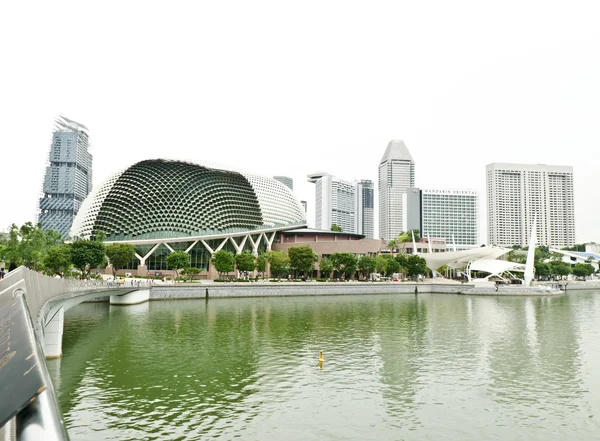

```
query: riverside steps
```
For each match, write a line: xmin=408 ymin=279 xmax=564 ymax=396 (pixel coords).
xmin=150 ymin=280 xmax=562 ymax=299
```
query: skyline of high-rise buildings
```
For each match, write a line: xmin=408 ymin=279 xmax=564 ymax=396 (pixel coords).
xmin=29 ymin=123 xmax=579 ymax=247
xmin=486 ymin=163 xmax=575 ymax=247
xmin=38 ymin=116 xmax=93 ymax=238
xmin=378 ymin=140 xmax=415 ymax=242
xmin=304 ymin=143 xmax=577 ymax=249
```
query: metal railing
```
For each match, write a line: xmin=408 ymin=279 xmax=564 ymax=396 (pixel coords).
xmin=0 ymin=267 xmax=142 ymax=440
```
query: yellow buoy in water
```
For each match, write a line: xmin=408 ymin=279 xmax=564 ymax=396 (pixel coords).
xmin=318 ymin=351 xmax=324 ymax=363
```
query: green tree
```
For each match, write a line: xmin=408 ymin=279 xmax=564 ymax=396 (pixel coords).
xmin=20 ymin=222 xmax=47 ymax=269
xmin=267 ymin=250 xmax=290 ymax=279
xmin=385 ymin=258 xmax=401 ymax=276
xmin=70 ymin=240 xmax=106 ymax=278
xmin=534 ymin=247 xmax=550 ymax=263
xmin=43 ymin=244 xmax=72 ymax=275
xmin=534 ymin=262 xmax=551 ymax=280
xmin=90 ymin=230 xmax=107 ymax=243
xmin=572 ymin=263 xmax=594 ymax=279
xmin=330 ymin=224 xmax=343 ymax=232
xmin=395 ymin=253 xmax=408 ymax=268
xmin=44 ymin=229 xmax=64 ymax=248
xmin=387 ymin=239 xmax=398 ymax=253
xmin=319 ymin=257 xmax=334 ymax=278
xmin=507 ymin=250 xmax=527 ymax=264
xmin=256 ymin=253 xmax=267 ymax=277
xmin=375 ymin=255 xmax=388 ymax=274
xmin=166 ymin=250 xmax=190 ymax=279
xmin=406 ymin=254 xmax=429 ymax=278
xmin=357 ymin=255 xmax=376 ymax=278
xmin=562 ymin=244 xmax=586 ymax=252
xmin=288 ymin=246 xmax=316 ymax=277
xmin=330 ymin=252 xmax=358 ymax=279
xmin=235 ymin=251 xmax=256 ymax=275
xmin=106 ymin=243 xmax=136 ymax=279
xmin=5 ymin=224 xmax=23 ymax=267
xmin=550 ymin=260 xmax=571 ymax=278
xmin=211 ymin=250 xmax=234 ymax=279
xmin=397 ymin=229 xmax=421 ymax=243
xmin=182 ymin=267 xmax=201 ymax=282
xmin=5 ymin=222 xmax=58 ymax=270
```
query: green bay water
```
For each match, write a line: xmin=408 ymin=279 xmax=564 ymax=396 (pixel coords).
xmin=47 ymin=292 xmax=600 ymax=440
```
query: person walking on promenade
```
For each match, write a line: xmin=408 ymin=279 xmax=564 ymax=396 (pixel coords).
xmin=0 ymin=268 xmax=5 ymax=280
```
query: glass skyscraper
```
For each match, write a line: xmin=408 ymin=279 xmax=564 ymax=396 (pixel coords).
xmin=38 ymin=116 xmax=93 ymax=238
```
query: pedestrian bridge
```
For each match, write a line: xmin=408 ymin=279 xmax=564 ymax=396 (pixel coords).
xmin=0 ymin=266 xmax=146 ymax=441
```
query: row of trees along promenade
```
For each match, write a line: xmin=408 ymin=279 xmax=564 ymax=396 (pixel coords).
xmin=0 ymin=222 xmax=430 ymax=281
xmin=506 ymin=245 xmax=596 ymax=280
xmin=198 ymin=247 xmax=429 ymax=281
xmin=3 ymin=222 xmax=593 ymax=281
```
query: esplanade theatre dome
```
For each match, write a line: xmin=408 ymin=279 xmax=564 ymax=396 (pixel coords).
xmin=71 ymin=159 xmax=306 ymax=241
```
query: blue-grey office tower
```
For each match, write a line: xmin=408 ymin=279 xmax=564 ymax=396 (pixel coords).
xmin=38 ymin=116 xmax=93 ymax=238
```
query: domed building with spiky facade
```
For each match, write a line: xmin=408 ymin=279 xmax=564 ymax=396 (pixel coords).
xmin=71 ymin=159 xmax=306 ymax=277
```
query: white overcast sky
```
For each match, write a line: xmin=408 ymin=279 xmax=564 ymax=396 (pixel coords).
xmin=1 ymin=1 xmax=598 ymax=243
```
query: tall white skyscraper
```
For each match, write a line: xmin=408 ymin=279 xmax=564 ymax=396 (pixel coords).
xmin=356 ymin=180 xmax=374 ymax=238
xmin=308 ymin=172 xmax=356 ymax=233
xmin=378 ymin=140 xmax=415 ymax=241
xmin=38 ymin=116 xmax=93 ymax=238
xmin=404 ymin=188 xmax=479 ymax=249
xmin=486 ymin=163 xmax=575 ymax=247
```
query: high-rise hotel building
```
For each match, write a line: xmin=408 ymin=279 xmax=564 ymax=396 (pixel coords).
xmin=379 ymin=140 xmax=415 ymax=241
xmin=308 ymin=172 xmax=357 ymax=233
xmin=486 ymin=163 xmax=575 ymax=247
xmin=356 ymin=180 xmax=374 ymax=239
xmin=38 ymin=116 xmax=93 ymax=238
xmin=404 ymin=188 xmax=479 ymax=249
xmin=308 ymin=173 xmax=374 ymax=237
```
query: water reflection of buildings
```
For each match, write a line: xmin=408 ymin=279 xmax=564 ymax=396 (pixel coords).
xmin=55 ymin=293 xmax=594 ymax=439
xmin=375 ymin=296 xmax=429 ymax=430
xmin=375 ymin=293 xmax=588 ymax=434
xmin=471 ymin=295 xmax=587 ymax=422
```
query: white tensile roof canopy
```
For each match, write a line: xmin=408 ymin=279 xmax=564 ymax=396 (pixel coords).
xmin=466 ymin=259 xmax=525 ymax=280
xmin=419 ymin=246 xmax=510 ymax=270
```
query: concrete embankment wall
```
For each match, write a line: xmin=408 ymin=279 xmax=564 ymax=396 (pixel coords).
xmin=551 ymin=282 xmax=600 ymax=291
xmin=150 ymin=283 xmax=466 ymax=299
xmin=149 ymin=282 xmax=561 ymax=299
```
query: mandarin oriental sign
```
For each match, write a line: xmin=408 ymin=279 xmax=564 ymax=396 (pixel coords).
xmin=422 ymin=189 xmax=477 ymax=196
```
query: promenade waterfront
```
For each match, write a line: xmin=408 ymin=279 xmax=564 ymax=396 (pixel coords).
xmin=49 ymin=291 xmax=600 ymax=441
xmin=149 ymin=281 xmax=562 ymax=298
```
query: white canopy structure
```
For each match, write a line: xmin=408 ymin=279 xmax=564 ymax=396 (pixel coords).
xmin=418 ymin=246 xmax=510 ymax=271
xmin=465 ymin=259 xmax=525 ymax=282
xmin=415 ymin=219 xmax=538 ymax=284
